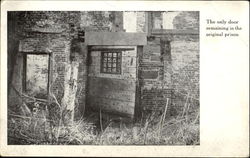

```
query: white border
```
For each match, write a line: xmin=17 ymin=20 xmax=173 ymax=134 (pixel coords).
xmin=1 ymin=1 xmax=249 ymax=157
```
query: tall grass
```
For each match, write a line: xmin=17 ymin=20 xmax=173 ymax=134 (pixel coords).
xmin=8 ymin=96 xmax=199 ymax=145
xmin=96 ymin=103 xmax=199 ymax=145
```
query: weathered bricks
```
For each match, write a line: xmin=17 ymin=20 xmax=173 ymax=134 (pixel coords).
xmin=8 ymin=11 xmax=199 ymax=119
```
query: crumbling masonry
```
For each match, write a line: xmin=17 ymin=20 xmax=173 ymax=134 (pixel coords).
xmin=8 ymin=11 xmax=199 ymax=121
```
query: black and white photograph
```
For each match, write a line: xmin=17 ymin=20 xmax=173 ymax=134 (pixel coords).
xmin=1 ymin=1 xmax=249 ymax=157
xmin=7 ymin=11 xmax=200 ymax=145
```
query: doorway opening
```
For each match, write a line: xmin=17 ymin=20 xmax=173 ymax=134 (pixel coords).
xmin=23 ymin=53 xmax=51 ymax=99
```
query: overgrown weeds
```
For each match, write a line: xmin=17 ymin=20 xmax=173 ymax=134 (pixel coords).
xmin=8 ymin=97 xmax=199 ymax=145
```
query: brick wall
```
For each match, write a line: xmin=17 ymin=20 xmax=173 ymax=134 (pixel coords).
xmin=170 ymin=34 xmax=199 ymax=113
xmin=139 ymin=11 xmax=199 ymax=117
xmin=171 ymin=12 xmax=199 ymax=114
xmin=8 ymin=11 xmax=199 ymax=119
xmin=139 ymin=36 xmax=169 ymax=113
xmin=9 ymin=12 xmax=85 ymax=117
xmin=18 ymin=33 xmax=74 ymax=103
xmin=8 ymin=11 xmax=126 ymax=117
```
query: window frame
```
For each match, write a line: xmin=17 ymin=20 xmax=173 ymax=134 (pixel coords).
xmin=22 ymin=52 xmax=52 ymax=99
xmin=100 ymin=50 xmax=122 ymax=75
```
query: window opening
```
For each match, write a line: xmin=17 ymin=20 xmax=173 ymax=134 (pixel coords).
xmin=100 ymin=51 xmax=122 ymax=74
xmin=23 ymin=53 xmax=50 ymax=99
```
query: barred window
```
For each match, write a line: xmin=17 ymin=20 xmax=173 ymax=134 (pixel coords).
xmin=101 ymin=51 xmax=122 ymax=74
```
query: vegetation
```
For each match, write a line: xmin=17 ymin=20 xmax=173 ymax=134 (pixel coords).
xmin=8 ymin=59 xmax=199 ymax=145
xmin=8 ymin=92 xmax=199 ymax=145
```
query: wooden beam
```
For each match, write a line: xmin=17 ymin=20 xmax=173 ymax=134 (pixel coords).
xmin=85 ymin=32 xmax=147 ymax=46
xmin=134 ymin=46 xmax=143 ymax=123
xmin=90 ymin=48 xmax=135 ymax=51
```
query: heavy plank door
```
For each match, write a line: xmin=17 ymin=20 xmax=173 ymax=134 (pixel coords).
xmin=86 ymin=46 xmax=137 ymax=117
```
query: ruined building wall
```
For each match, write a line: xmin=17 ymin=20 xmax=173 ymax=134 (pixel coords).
xmin=138 ymin=11 xmax=199 ymax=116
xmin=173 ymin=11 xmax=199 ymax=30
xmin=171 ymin=12 xmax=199 ymax=114
xmin=80 ymin=11 xmax=124 ymax=32
xmin=8 ymin=11 xmax=123 ymax=117
xmin=139 ymin=36 xmax=172 ymax=115
xmin=8 ymin=12 xmax=77 ymax=109
xmin=171 ymin=34 xmax=199 ymax=114
xmin=14 ymin=11 xmax=81 ymax=102
xmin=8 ymin=11 xmax=199 ymax=119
